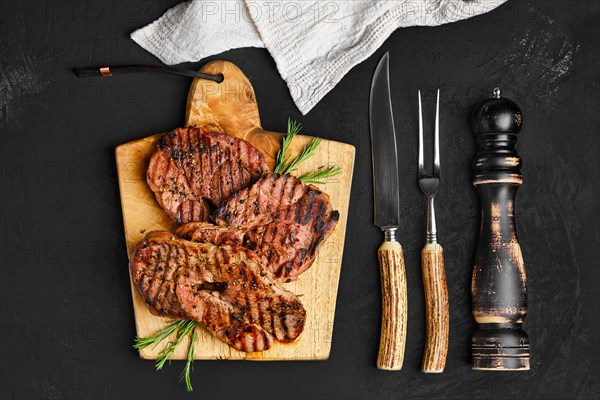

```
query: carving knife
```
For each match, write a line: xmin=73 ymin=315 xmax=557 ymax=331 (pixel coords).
xmin=369 ymin=52 xmax=408 ymax=370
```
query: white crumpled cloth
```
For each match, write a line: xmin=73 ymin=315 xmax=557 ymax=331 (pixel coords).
xmin=132 ymin=0 xmax=507 ymax=114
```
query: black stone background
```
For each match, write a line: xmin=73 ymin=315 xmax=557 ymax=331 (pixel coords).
xmin=1 ymin=1 xmax=598 ymax=399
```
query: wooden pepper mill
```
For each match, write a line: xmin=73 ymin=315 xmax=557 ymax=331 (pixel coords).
xmin=470 ymin=88 xmax=530 ymax=371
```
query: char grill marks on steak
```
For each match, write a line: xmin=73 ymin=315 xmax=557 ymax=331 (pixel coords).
xmin=176 ymin=221 xmax=317 ymax=282
xmin=147 ymin=127 xmax=269 ymax=224
xmin=177 ymin=173 xmax=339 ymax=282
xmin=130 ymin=231 xmax=306 ymax=352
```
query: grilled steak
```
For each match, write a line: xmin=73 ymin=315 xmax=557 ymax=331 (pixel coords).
xmin=176 ymin=221 xmax=315 ymax=281
xmin=213 ymin=173 xmax=339 ymax=230
xmin=176 ymin=222 xmax=245 ymax=246
xmin=147 ymin=127 xmax=269 ymax=224
xmin=130 ymin=231 xmax=306 ymax=352
xmin=176 ymin=174 xmax=339 ymax=282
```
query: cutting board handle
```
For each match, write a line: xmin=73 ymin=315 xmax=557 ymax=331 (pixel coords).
xmin=185 ymin=60 xmax=281 ymax=169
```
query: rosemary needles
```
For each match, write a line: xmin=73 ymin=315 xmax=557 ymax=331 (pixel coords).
xmin=134 ymin=319 xmax=198 ymax=392
xmin=299 ymin=165 xmax=342 ymax=184
xmin=274 ymin=118 xmax=341 ymax=183
xmin=274 ymin=119 xmax=302 ymax=174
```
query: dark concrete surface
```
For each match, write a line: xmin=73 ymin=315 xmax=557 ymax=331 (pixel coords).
xmin=1 ymin=1 xmax=598 ymax=399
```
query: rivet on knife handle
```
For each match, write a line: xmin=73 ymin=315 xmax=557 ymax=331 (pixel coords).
xmin=377 ymin=229 xmax=408 ymax=370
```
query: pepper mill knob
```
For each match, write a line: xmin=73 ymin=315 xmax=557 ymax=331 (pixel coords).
xmin=470 ymin=88 xmax=530 ymax=371
xmin=472 ymin=87 xmax=523 ymax=136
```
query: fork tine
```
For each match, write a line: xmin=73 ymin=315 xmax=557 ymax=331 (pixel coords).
xmin=418 ymin=90 xmax=424 ymax=174
xmin=434 ymin=89 xmax=440 ymax=172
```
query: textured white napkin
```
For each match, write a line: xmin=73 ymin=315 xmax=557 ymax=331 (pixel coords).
xmin=132 ymin=0 xmax=507 ymax=114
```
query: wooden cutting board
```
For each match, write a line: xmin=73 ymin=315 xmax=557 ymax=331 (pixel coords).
xmin=115 ymin=61 xmax=355 ymax=360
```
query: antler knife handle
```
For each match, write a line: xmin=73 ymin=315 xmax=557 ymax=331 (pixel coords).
xmin=470 ymin=88 xmax=530 ymax=371
xmin=377 ymin=234 xmax=407 ymax=370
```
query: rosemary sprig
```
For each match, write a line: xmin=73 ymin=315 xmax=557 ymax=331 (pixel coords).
xmin=133 ymin=319 xmax=199 ymax=391
xmin=274 ymin=118 xmax=302 ymax=173
xmin=280 ymin=138 xmax=321 ymax=175
xmin=299 ymin=165 xmax=342 ymax=184
xmin=274 ymin=119 xmax=341 ymax=184
xmin=156 ymin=319 xmax=197 ymax=370
xmin=133 ymin=319 xmax=188 ymax=350
xmin=179 ymin=327 xmax=197 ymax=392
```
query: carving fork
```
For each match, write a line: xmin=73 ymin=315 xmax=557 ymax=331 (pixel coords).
xmin=418 ymin=90 xmax=449 ymax=373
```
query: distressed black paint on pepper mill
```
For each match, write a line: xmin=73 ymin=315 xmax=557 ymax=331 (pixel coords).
xmin=470 ymin=88 xmax=530 ymax=371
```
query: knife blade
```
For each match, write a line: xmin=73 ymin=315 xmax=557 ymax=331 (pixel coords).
xmin=369 ymin=52 xmax=408 ymax=371
xmin=370 ymin=52 xmax=400 ymax=230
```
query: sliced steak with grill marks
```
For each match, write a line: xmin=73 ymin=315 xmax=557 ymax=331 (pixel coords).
xmin=147 ymin=126 xmax=269 ymax=224
xmin=176 ymin=221 xmax=315 ymax=282
xmin=189 ymin=173 xmax=340 ymax=282
xmin=130 ymin=231 xmax=306 ymax=352
xmin=176 ymin=222 xmax=246 ymax=246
